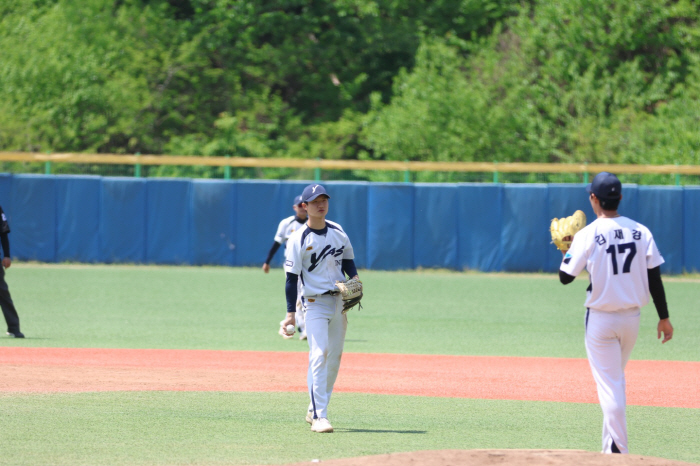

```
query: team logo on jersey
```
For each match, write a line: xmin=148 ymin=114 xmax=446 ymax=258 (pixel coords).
xmin=285 ymin=260 xmax=293 ymax=267
xmin=308 ymin=245 xmax=345 ymax=272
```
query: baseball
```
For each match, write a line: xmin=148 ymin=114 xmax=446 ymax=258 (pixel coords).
xmin=286 ymin=324 xmax=295 ymax=335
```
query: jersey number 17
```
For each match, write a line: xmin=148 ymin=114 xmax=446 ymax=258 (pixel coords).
xmin=606 ymin=242 xmax=637 ymax=275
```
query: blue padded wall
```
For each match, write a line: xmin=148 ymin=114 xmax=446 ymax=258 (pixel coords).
xmin=2 ymin=174 xmax=698 ymax=274
xmin=191 ymin=180 xmax=236 ymax=266
xmin=146 ymin=179 xmax=192 ymax=264
xmin=457 ymin=184 xmax=502 ymax=272
xmin=100 ymin=178 xmax=147 ymax=263
xmin=501 ymin=185 xmax=550 ymax=272
xmin=235 ymin=180 xmax=283 ymax=267
xmin=683 ymin=187 xmax=700 ymax=273
xmin=367 ymin=183 xmax=414 ymax=270
xmin=0 ymin=174 xmax=12 ymax=212
xmin=414 ymin=184 xmax=458 ymax=269
xmin=11 ymin=175 xmax=56 ymax=262
xmin=56 ymin=176 xmax=101 ymax=263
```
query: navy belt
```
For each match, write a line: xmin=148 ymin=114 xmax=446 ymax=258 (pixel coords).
xmin=322 ymin=290 xmax=340 ymax=296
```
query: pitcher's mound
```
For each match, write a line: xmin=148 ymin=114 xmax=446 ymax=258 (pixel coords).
xmin=285 ymin=449 xmax=698 ymax=466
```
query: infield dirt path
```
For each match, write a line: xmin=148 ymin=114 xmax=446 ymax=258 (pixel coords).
xmin=1 ymin=347 xmax=698 ymax=408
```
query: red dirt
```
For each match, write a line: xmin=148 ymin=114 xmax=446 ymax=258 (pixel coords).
xmin=274 ymin=450 xmax=699 ymax=466
xmin=0 ymin=347 xmax=698 ymax=409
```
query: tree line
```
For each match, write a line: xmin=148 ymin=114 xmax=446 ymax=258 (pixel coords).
xmin=1 ymin=0 xmax=699 ymax=175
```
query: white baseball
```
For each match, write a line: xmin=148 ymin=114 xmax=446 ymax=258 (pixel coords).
xmin=286 ymin=324 xmax=296 ymax=335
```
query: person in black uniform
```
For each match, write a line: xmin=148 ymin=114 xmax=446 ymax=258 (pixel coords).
xmin=0 ymin=205 xmax=24 ymax=338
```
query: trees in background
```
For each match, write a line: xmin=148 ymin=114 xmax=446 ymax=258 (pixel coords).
xmin=1 ymin=0 xmax=699 ymax=169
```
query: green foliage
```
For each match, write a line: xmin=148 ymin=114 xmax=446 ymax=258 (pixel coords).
xmin=1 ymin=0 xmax=699 ymax=171
xmin=363 ymin=0 xmax=700 ymax=166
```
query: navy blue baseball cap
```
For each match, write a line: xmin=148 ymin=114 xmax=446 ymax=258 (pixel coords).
xmin=586 ymin=172 xmax=622 ymax=200
xmin=301 ymin=184 xmax=331 ymax=203
xmin=293 ymin=195 xmax=303 ymax=206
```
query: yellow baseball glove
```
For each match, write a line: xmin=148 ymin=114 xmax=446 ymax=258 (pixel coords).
xmin=335 ymin=278 xmax=363 ymax=314
xmin=550 ymin=210 xmax=587 ymax=252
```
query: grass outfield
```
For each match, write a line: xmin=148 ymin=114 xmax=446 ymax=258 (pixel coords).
xmin=1 ymin=392 xmax=698 ymax=466
xmin=3 ymin=264 xmax=699 ymax=360
xmin=1 ymin=265 xmax=698 ymax=466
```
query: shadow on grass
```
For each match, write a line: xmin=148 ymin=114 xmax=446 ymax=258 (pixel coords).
xmin=335 ymin=428 xmax=427 ymax=434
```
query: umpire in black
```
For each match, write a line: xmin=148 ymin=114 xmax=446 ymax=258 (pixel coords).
xmin=0 ymin=205 xmax=23 ymax=338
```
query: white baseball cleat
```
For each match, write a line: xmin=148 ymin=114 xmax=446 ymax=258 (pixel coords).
xmin=311 ymin=417 xmax=333 ymax=433
xmin=299 ymin=330 xmax=307 ymax=340
xmin=305 ymin=411 xmax=314 ymax=425
xmin=278 ymin=321 xmax=293 ymax=339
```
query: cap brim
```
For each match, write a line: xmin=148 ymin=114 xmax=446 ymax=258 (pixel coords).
xmin=585 ymin=183 xmax=592 ymax=193
xmin=303 ymin=193 xmax=330 ymax=203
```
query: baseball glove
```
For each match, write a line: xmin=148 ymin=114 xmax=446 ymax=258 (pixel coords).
xmin=335 ymin=278 xmax=363 ymax=314
xmin=550 ymin=210 xmax=587 ymax=252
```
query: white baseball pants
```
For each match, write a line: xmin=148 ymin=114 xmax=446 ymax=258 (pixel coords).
xmin=304 ymin=294 xmax=347 ymax=420
xmin=295 ymin=281 xmax=306 ymax=334
xmin=585 ymin=307 xmax=640 ymax=454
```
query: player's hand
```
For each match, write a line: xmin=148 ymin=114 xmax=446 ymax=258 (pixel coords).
xmin=2 ymin=257 xmax=10 ymax=269
xmin=560 ymin=236 xmax=572 ymax=256
xmin=262 ymin=263 xmax=270 ymax=273
xmin=657 ymin=318 xmax=673 ymax=344
xmin=281 ymin=312 xmax=296 ymax=335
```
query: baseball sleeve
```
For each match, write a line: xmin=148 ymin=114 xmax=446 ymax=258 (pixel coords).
xmin=342 ymin=234 xmax=354 ymax=261
xmin=645 ymin=229 xmax=665 ymax=270
xmin=274 ymin=218 xmax=288 ymax=244
xmin=560 ymin=229 xmax=588 ymax=277
xmin=284 ymin=231 xmax=302 ymax=276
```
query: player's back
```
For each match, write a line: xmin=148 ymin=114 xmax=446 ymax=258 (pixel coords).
xmin=580 ymin=216 xmax=664 ymax=311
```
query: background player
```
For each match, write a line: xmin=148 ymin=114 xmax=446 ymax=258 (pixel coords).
xmin=262 ymin=194 xmax=308 ymax=340
xmin=282 ymin=184 xmax=358 ymax=433
xmin=0 ymin=205 xmax=24 ymax=338
xmin=559 ymin=172 xmax=673 ymax=454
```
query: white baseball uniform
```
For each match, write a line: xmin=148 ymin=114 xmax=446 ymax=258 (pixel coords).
xmin=274 ymin=215 xmax=305 ymax=246
xmin=561 ymin=216 xmax=664 ymax=454
xmin=271 ymin=215 xmax=307 ymax=334
xmin=285 ymin=220 xmax=354 ymax=420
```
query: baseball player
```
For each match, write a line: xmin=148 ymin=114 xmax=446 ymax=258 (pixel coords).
xmin=263 ymin=194 xmax=308 ymax=340
xmin=559 ymin=172 xmax=673 ymax=454
xmin=282 ymin=184 xmax=358 ymax=433
xmin=0 ymin=205 xmax=24 ymax=338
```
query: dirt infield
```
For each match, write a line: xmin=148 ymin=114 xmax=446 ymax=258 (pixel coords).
xmin=273 ymin=450 xmax=699 ymax=466
xmin=1 ymin=347 xmax=699 ymax=409
xmin=2 ymin=347 xmax=699 ymax=466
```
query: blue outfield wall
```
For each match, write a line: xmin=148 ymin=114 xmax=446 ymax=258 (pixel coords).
xmin=0 ymin=174 xmax=697 ymax=274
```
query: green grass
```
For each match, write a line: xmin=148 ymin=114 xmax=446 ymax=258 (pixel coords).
xmin=0 ymin=392 xmax=698 ymax=466
xmin=1 ymin=265 xmax=698 ymax=466
xmin=3 ymin=264 xmax=699 ymax=361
